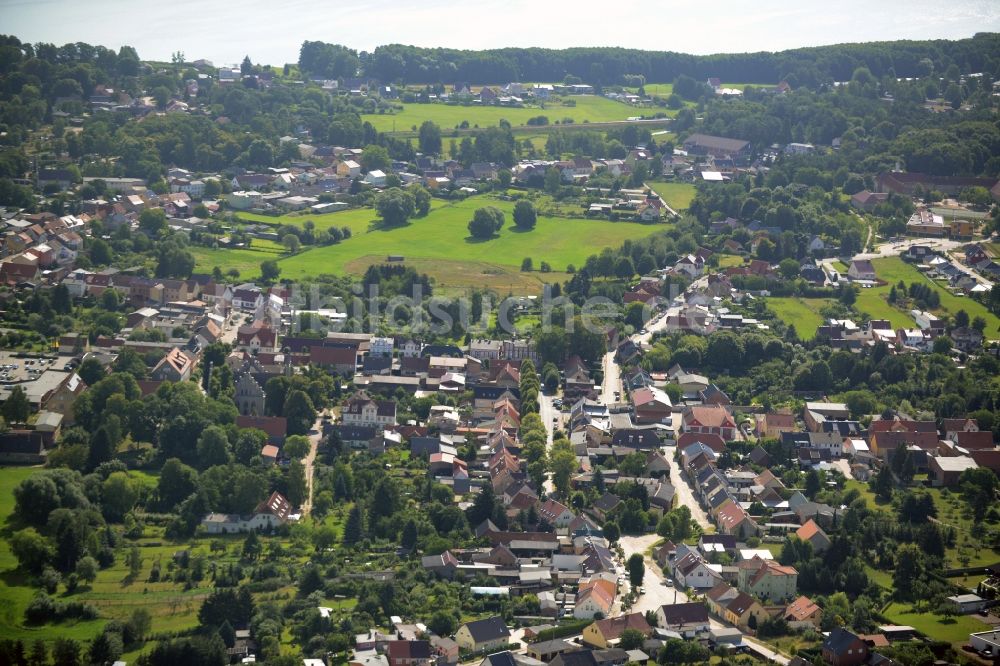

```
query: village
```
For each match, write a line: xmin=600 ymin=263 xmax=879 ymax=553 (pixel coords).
xmin=1 ymin=30 xmax=1000 ymax=666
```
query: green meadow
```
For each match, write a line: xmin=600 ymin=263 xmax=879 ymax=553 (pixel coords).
xmin=363 ymin=95 xmax=642 ymax=133
xmin=765 ymin=297 xmax=834 ymax=340
xmin=764 ymin=257 xmax=1000 ymax=339
xmin=195 ymin=195 xmax=668 ymax=290
xmin=644 ymin=181 xmax=697 ymax=211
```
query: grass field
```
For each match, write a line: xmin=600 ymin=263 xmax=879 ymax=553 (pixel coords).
xmin=717 ymin=254 xmax=744 ymax=268
xmin=189 ymin=245 xmax=281 ymax=278
xmin=766 ymin=297 xmax=835 ymax=340
xmin=204 ymin=196 xmax=668 ymax=289
xmin=645 ymin=181 xmax=697 ymax=211
xmin=343 ymin=256 xmax=568 ymax=296
xmin=858 ymin=257 xmax=1000 ymax=339
xmin=883 ymin=602 xmax=990 ymax=645
xmin=234 ymin=199 xmax=450 ymax=232
xmin=363 ymin=96 xmax=637 ymax=133
xmin=638 ymin=84 xmax=673 ymax=97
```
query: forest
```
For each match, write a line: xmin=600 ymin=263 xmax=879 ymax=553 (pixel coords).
xmin=320 ymin=34 xmax=1000 ymax=86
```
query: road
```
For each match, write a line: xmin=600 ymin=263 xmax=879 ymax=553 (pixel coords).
xmin=618 ymin=535 xmax=688 ymax=615
xmin=299 ymin=414 xmax=324 ymax=515
xmin=600 ymin=352 xmax=621 ymax=404
xmin=538 ymin=392 xmax=559 ymax=495
xmin=617 ymin=535 xmax=790 ymax=665
xmin=663 ymin=445 xmax=711 ymax=529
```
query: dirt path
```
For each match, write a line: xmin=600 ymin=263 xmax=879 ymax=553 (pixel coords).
xmin=299 ymin=414 xmax=324 ymax=516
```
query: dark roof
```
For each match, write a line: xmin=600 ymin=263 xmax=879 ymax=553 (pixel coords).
xmin=387 ymin=640 xmax=431 ymax=659
xmin=0 ymin=430 xmax=46 ymax=454
xmin=823 ymin=628 xmax=864 ymax=655
xmin=463 ymin=616 xmax=510 ymax=643
xmin=592 ymin=492 xmax=622 ymax=513
xmin=421 ymin=344 xmax=463 ymax=358
xmin=551 ymin=650 xmax=599 ymax=666
xmin=682 ymin=133 xmax=750 ymax=153
xmin=482 ymin=652 xmax=518 ymax=666
xmin=327 ymin=424 xmax=377 ymax=441
xmin=610 ymin=429 xmax=660 ymax=450
xmin=659 ymin=602 xmax=709 ymax=625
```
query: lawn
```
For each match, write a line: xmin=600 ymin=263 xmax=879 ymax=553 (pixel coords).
xmin=645 ymin=181 xmax=696 ymax=211
xmin=860 ymin=257 xmax=1000 ymax=339
xmin=273 ymin=196 xmax=666 ymax=286
xmin=717 ymin=255 xmax=744 ymax=268
xmin=363 ymin=95 xmax=636 ymax=133
xmin=766 ymin=297 xmax=835 ymax=340
xmin=882 ymin=602 xmax=991 ymax=645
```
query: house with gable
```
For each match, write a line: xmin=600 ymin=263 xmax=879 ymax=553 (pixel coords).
xmin=681 ymin=405 xmax=737 ymax=440
xmin=455 ymin=617 xmax=510 ymax=655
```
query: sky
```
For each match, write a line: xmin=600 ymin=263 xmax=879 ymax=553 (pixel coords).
xmin=1 ymin=0 xmax=999 ymax=66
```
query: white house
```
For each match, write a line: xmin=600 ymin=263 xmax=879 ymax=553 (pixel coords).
xmin=847 ymin=259 xmax=876 ymax=282
xmin=342 ymin=392 xmax=397 ymax=428
xmin=364 ymin=170 xmax=387 ymax=187
xmin=200 ymin=491 xmax=292 ymax=533
xmin=370 ymin=336 xmax=394 ymax=357
xmin=226 ymin=190 xmax=263 ymax=210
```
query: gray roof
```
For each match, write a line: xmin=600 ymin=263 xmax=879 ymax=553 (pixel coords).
xmin=464 ymin=616 xmax=510 ymax=643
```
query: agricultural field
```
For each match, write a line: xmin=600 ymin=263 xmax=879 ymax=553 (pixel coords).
xmin=362 ymin=95 xmax=640 ymax=133
xmin=645 ymin=181 xmax=697 ymax=211
xmin=765 ymin=297 xmax=835 ymax=340
xmin=196 ymin=196 xmax=667 ymax=290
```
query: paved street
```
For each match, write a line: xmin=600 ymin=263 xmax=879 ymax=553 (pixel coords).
xmin=600 ymin=351 xmax=621 ymax=404
xmin=663 ymin=445 xmax=711 ymax=529
xmin=538 ymin=392 xmax=559 ymax=495
xmin=617 ymin=535 xmax=790 ymax=665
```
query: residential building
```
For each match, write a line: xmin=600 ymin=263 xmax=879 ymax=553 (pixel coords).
xmin=681 ymin=405 xmax=737 ymax=440
xmin=151 ymin=347 xmax=194 ymax=382
xmin=574 ymin=577 xmax=616 ymax=619
xmin=737 ymin=557 xmax=798 ymax=602
xmin=455 ymin=617 xmax=511 ymax=654
xmin=795 ymin=519 xmax=831 ymax=553
xmin=821 ymin=628 xmax=868 ymax=666
xmin=342 ymin=392 xmax=397 ymax=428
xmin=200 ymin=491 xmax=293 ymax=533
xmin=784 ymin=596 xmax=822 ymax=629
xmin=655 ymin=603 xmax=710 ymax=638
xmin=582 ymin=613 xmax=651 ymax=648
